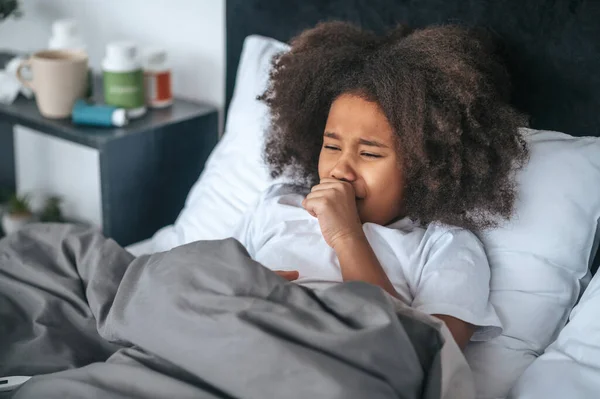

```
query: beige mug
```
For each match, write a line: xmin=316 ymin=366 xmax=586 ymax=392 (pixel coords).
xmin=16 ymin=50 xmax=89 ymax=119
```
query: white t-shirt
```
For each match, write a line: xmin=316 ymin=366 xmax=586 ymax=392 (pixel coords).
xmin=232 ymin=184 xmax=502 ymax=341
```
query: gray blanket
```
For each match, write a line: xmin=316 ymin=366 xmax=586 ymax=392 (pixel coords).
xmin=0 ymin=224 xmax=452 ymax=398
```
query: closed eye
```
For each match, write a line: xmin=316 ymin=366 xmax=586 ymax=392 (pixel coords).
xmin=361 ymin=152 xmax=382 ymax=158
xmin=324 ymin=145 xmax=341 ymax=151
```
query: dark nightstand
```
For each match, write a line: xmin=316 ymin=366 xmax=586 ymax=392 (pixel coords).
xmin=0 ymin=52 xmax=219 ymax=246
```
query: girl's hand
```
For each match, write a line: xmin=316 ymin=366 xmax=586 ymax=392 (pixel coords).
xmin=274 ymin=270 xmax=299 ymax=281
xmin=302 ymin=178 xmax=364 ymax=249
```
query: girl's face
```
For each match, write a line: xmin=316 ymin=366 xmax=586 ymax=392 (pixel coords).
xmin=318 ymin=93 xmax=406 ymax=225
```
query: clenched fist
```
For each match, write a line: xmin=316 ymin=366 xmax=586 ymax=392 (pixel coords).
xmin=302 ymin=178 xmax=364 ymax=249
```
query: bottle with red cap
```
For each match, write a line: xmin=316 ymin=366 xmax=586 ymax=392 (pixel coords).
xmin=143 ymin=49 xmax=173 ymax=108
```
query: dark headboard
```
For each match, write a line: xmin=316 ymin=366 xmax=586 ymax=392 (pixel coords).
xmin=226 ymin=0 xmax=600 ymax=137
xmin=225 ymin=0 xmax=600 ymax=273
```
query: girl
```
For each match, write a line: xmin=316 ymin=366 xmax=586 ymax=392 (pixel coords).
xmin=233 ymin=22 xmax=528 ymax=349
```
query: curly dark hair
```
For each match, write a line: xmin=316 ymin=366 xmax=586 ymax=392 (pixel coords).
xmin=260 ymin=22 xmax=529 ymax=230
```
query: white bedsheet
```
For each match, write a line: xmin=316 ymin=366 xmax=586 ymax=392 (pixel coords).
xmin=509 ymin=270 xmax=600 ymax=398
xmin=126 ymin=238 xmax=153 ymax=257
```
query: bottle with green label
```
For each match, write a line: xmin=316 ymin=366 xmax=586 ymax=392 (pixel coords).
xmin=102 ymin=42 xmax=146 ymax=119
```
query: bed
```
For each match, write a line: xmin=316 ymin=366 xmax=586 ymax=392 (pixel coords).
xmin=131 ymin=0 xmax=600 ymax=397
xmin=2 ymin=0 xmax=600 ymax=398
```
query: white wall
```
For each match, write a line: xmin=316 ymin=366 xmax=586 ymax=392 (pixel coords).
xmin=0 ymin=0 xmax=226 ymax=107
xmin=0 ymin=0 xmax=225 ymax=236
xmin=14 ymin=125 xmax=102 ymax=227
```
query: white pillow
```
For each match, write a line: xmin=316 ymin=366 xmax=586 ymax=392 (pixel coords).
xmin=134 ymin=34 xmax=600 ymax=398
xmin=137 ymin=36 xmax=290 ymax=253
xmin=508 ymin=268 xmax=600 ymax=398
xmin=465 ymin=129 xmax=600 ymax=398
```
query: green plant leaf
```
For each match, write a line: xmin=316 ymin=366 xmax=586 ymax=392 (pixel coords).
xmin=8 ymin=193 xmax=31 ymax=215
xmin=40 ymin=196 xmax=64 ymax=223
xmin=0 ymin=0 xmax=21 ymax=22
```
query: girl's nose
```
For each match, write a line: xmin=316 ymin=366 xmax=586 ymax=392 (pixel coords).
xmin=330 ymin=158 xmax=357 ymax=182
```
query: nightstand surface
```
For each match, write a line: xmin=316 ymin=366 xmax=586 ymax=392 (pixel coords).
xmin=0 ymin=92 xmax=216 ymax=148
xmin=0 ymin=51 xmax=220 ymax=246
xmin=0 ymin=49 xmax=214 ymax=149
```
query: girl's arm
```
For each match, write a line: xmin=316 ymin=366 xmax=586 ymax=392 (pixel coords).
xmin=332 ymin=233 xmax=400 ymax=299
xmin=333 ymin=235 xmax=475 ymax=349
xmin=432 ymin=315 xmax=475 ymax=350
xmin=302 ymin=178 xmax=475 ymax=349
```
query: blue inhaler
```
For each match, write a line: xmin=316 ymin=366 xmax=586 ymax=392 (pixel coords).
xmin=72 ymin=100 xmax=128 ymax=127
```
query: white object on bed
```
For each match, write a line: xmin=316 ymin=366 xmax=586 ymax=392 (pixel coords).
xmin=464 ymin=129 xmax=600 ymax=398
xmin=509 ymin=267 xmax=600 ymax=398
xmin=127 ymin=36 xmax=290 ymax=256
xmin=0 ymin=376 xmax=31 ymax=392
xmin=127 ymin=35 xmax=600 ymax=399
xmin=233 ymin=183 xmax=503 ymax=341
xmin=125 ymin=238 xmax=152 ymax=256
